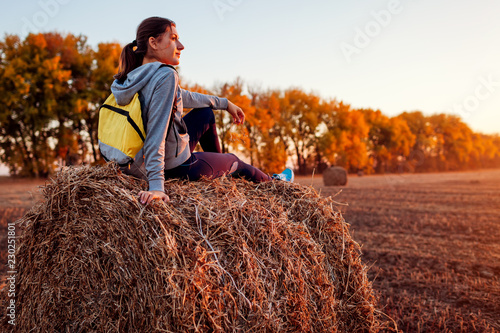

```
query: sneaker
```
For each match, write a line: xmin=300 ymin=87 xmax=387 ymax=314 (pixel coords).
xmin=272 ymin=168 xmax=294 ymax=182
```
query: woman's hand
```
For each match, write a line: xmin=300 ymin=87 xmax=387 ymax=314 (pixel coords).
xmin=139 ymin=190 xmax=170 ymax=205
xmin=227 ymin=101 xmax=245 ymax=125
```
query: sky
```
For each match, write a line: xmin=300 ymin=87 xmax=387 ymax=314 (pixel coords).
xmin=0 ymin=0 xmax=499 ymax=175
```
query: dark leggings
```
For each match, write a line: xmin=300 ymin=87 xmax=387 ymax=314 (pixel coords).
xmin=164 ymin=107 xmax=272 ymax=182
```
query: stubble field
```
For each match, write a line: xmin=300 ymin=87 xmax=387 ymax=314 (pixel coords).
xmin=1 ymin=169 xmax=499 ymax=332
xmin=295 ymin=169 xmax=500 ymax=332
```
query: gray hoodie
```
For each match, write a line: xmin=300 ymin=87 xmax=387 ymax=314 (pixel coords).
xmin=111 ymin=62 xmax=228 ymax=192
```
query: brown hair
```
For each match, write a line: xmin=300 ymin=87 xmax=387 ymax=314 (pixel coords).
xmin=114 ymin=17 xmax=175 ymax=82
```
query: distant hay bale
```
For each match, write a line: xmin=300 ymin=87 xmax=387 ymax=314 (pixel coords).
xmin=0 ymin=163 xmax=380 ymax=332
xmin=323 ymin=166 xmax=348 ymax=186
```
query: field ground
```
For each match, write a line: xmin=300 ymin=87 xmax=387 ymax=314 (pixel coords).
xmin=1 ymin=170 xmax=499 ymax=332
xmin=295 ymin=169 xmax=500 ymax=332
xmin=0 ymin=176 xmax=46 ymax=209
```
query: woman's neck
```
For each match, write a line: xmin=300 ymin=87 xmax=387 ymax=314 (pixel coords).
xmin=142 ymin=56 xmax=160 ymax=65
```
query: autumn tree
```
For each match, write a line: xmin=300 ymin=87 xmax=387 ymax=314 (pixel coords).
xmin=83 ymin=42 xmax=121 ymax=162
xmin=427 ymin=114 xmax=474 ymax=171
xmin=477 ymin=134 xmax=500 ymax=168
xmin=248 ymin=88 xmax=287 ymax=173
xmin=0 ymin=33 xmax=122 ymax=176
xmin=359 ymin=109 xmax=391 ymax=173
xmin=0 ymin=33 xmax=73 ymax=176
xmin=386 ymin=116 xmax=416 ymax=172
xmin=321 ymin=101 xmax=370 ymax=173
xmin=43 ymin=32 xmax=95 ymax=166
xmin=213 ymin=78 xmax=254 ymax=155
xmin=469 ymin=133 xmax=489 ymax=169
xmin=398 ymin=111 xmax=438 ymax=171
xmin=278 ymin=89 xmax=322 ymax=174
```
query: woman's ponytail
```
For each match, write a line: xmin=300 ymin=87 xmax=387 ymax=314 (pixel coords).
xmin=114 ymin=41 xmax=143 ymax=82
xmin=113 ymin=17 xmax=175 ymax=82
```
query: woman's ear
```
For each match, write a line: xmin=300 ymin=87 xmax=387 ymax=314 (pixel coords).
xmin=148 ymin=36 xmax=157 ymax=50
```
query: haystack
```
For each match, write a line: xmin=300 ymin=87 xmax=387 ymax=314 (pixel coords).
xmin=0 ymin=163 xmax=380 ymax=332
xmin=323 ymin=166 xmax=348 ymax=186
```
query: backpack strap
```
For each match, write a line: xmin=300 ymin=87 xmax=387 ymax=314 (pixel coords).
xmin=161 ymin=65 xmax=178 ymax=137
xmin=138 ymin=64 xmax=178 ymax=155
xmin=139 ymin=64 xmax=177 ymax=135
xmin=100 ymin=102 xmax=145 ymax=142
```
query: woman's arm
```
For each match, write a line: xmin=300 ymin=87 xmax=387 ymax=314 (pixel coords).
xmin=142 ymin=69 xmax=178 ymax=195
xmin=181 ymin=88 xmax=245 ymax=124
xmin=181 ymin=88 xmax=228 ymax=110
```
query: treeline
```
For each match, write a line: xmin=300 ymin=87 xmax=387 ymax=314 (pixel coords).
xmin=1 ymin=32 xmax=499 ymax=177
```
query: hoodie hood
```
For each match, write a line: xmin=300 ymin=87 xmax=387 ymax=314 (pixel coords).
xmin=111 ymin=62 xmax=166 ymax=106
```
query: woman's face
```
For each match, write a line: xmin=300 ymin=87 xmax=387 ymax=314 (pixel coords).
xmin=151 ymin=25 xmax=184 ymax=66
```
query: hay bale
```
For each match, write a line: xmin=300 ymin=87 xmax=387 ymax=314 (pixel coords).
xmin=323 ymin=166 xmax=348 ymax=186
xmin=0 ymin=163 xmax=380 ymax=332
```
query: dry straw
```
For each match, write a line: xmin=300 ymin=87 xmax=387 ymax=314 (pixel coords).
xmin=1 ymin=163 xmax=381 ymax=332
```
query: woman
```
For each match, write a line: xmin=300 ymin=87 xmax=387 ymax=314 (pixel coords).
xmin=111 ymin=17 xmax=293 ymax=205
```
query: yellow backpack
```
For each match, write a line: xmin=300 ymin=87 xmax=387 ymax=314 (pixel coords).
xmin=98 ymin=65 xmax=177 ymax=166
xmin=98 ymin=92 xmax=146 ymax=166
xmin=98 ymin=91 xmax=176 ymax=166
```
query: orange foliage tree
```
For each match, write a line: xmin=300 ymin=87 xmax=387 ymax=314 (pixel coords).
xmin=278 ymin=89 xmax=323 ymax=174
xmin=0 ymin=33 xmax=120 ymax=176
xmin=321 ymin=101 xmax=370 ymax=173
xmin=0 ymin=33 xmax=72 ymax=176
xmin=248 ymin=87 xmax=287 ymax=173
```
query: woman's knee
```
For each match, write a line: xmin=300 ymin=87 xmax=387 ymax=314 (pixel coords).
xmin=190 ymin=107 xmax=215 ymax=123
xmin=226 ymin=153 xmax=240 ymax=174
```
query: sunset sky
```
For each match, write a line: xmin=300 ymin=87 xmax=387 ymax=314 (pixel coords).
xmin=1 ymin=0 xmax=499 ymax=138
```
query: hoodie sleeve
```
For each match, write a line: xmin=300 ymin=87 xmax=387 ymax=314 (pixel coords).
xmin=143 ymin=69 xmax=178 ymax=193
xmin=180 ymin=88 xmax=229 ymax=110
